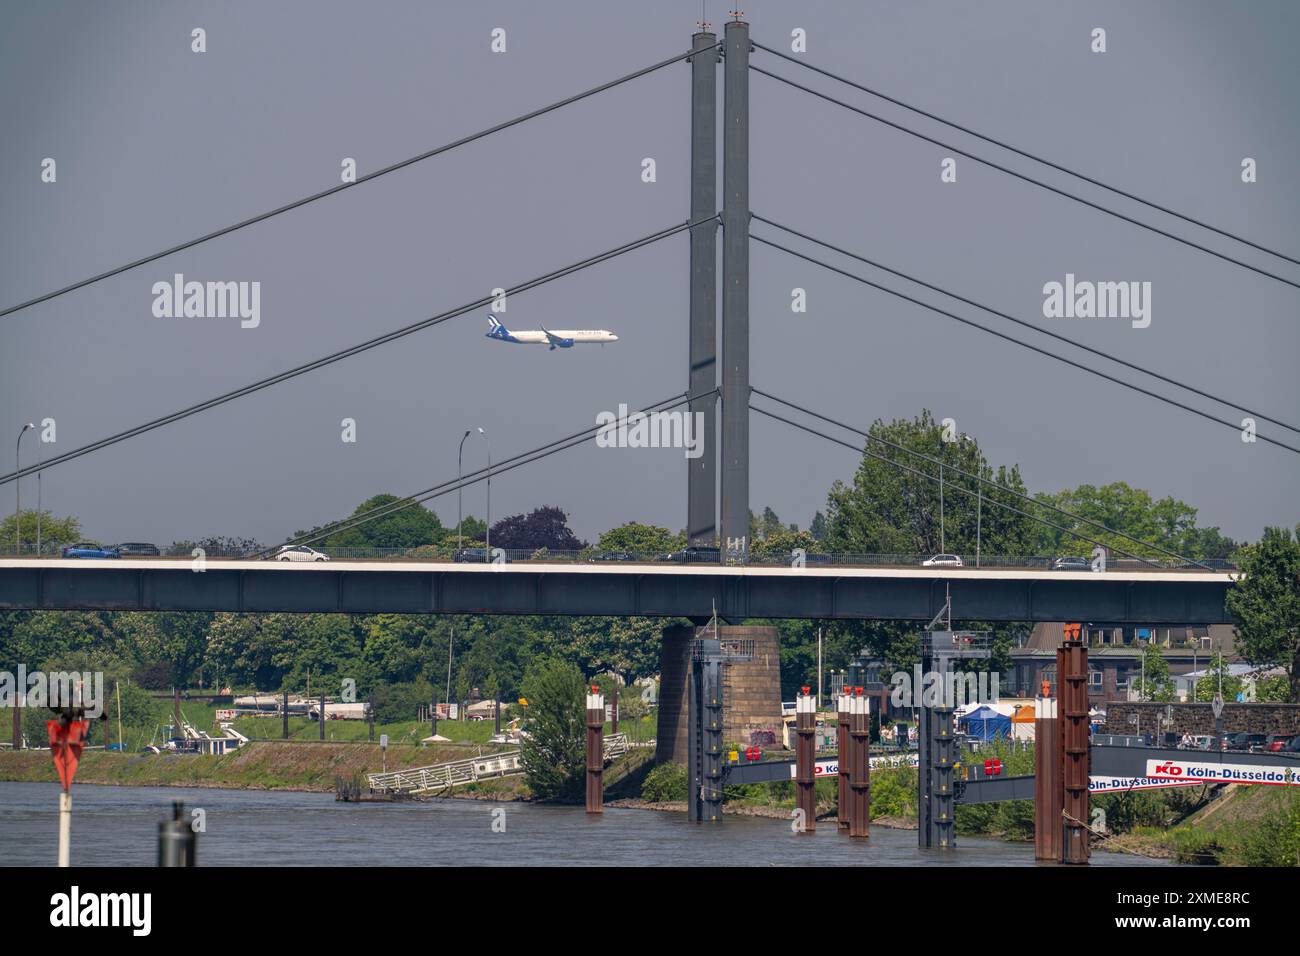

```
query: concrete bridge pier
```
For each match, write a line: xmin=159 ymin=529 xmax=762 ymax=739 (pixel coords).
xmin=654 ymin=623 xmax=783 ymax=765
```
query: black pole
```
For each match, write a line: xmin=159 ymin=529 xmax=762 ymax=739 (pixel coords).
xmin=282 ymin=689 xmax=289 ymax=739
xmin=158 ymin=801 xmax=196 ymax=867
xmin=319 ymin=693 xmax=325 ymax=740
xmin=369 ymin=695 xmax=375 ymax=742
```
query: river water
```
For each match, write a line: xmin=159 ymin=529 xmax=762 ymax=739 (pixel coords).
xmin=0 ymin=782 xmax=1167 ymax=867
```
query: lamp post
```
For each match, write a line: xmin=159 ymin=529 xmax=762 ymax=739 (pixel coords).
xmin=36 ymin=432 xmax=43 ymax=556
xmin=15 ymin=423 xmax=34 ymax=556
xmin=458 ymin=427 xmax=489 ymax=559
xmin=457 ymin=430 xmax=470 ymax=551
xmin=483 ymin=432 xmax=491 ymax=562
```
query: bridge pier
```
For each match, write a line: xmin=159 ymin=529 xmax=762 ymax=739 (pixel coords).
xmin=1058 ymin=638 xmax=1090 ymax=864
xmin=837 ymin=691 xmax=850 ymax=829
xmin=1033 ymin=683 xmax=1061 ymax=861
xmin=655 ymin=623 xmax=782 ymax=766
xmin=720 ymin=17 xmax=750 ymax=559
xmin=794 ymin=688 xmax=816 ymax=832
xmin=847 ymin=688 xmax=870 ymax=837
xmin=586 ymin=687 xmax=605 ymax=814
xmin=687 ymin=29 xmax=719 ymax=547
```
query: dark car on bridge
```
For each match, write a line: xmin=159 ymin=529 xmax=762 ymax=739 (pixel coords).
xmin=61 ymin=542 xmax=120 ymax=559
xmin=114 ymin=542 xmax=160 ymax=557
xmin=658 ymin=545 xmax=721 ymax=563
xmin=452 ymin=547 xmax=508 ymax=564
xmin=1224 ymin=732 xmax=1267 ymax=752
xmin=589 ymin=550 xmax=637 ymax=562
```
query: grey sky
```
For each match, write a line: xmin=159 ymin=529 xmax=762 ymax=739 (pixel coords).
xmin=2 ymin=0 xmax=1297 ymax=550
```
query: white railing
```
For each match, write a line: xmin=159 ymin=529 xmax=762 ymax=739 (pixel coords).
xmin=367 ymin=733 xmax=630 ymax=794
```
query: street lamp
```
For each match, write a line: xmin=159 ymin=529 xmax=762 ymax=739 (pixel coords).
xmin=36 ymin=433 xmax=43 ymax=556
xmin=458 ymin=427 xmax=490 ymax=558
xmin=15 ymin=423 xmax=34 ymax=556
xmin=458 ymin=430 xmax=470 ymax=551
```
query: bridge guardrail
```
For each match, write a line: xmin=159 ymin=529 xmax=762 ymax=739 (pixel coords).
xmin=17 ymin=545 xmax=1237 ymax=571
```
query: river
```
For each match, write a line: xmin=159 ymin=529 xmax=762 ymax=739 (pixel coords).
xmin=0 ymin=782 xmax=1168 ymax=866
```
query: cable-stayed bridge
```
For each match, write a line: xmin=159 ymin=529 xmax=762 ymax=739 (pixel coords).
xmin=3 ymin=17 xmax=1296 ymax=624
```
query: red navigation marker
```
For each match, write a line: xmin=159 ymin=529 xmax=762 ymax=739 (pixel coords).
xmin=47 ymin=719 xmax=90 ymax=791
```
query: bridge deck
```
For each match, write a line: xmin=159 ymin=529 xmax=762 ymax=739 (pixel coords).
xmin=0 ymin=559 xmax=1235 ymax=622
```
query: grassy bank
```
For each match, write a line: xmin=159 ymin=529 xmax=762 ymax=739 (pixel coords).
xmin=0 ymin=740 xmax=514 ymax=793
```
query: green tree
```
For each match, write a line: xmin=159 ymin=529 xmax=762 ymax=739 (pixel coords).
xmin=0 ymin=510 xmax=81 ymax=555
xmin=295 ymin=494 xmax=444 ymax=550
xmin=518 ymin=658 xmax=588 ymax=802
xmin=751 ymin=528 xmax=820 ymax=562
xmin=455 ymin=516 xmax=487 ymax=544
xmin=1194 ymin=651 xmax=1243 ymax=703
xmin=1134 ymin=640 xmax=1175 ymax=701
xmin=1226 ymin=526 xmax=1300 ymax=702
xmin=825 ymin=410 xmax=1033 ymax=558
xmin=596 ymin=522 xmax=683 ymax=555
xmin=1033 ymin=481 xmax=1232 ymax=560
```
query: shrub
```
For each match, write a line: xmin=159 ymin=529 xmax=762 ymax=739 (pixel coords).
xmin=641 ymin=762 xmax=688 ymax=802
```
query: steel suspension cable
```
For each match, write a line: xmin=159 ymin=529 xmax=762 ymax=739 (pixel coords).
xmin=0 ymin=216 xmax=712 ymax=486
xmin=752 ymin=41 xmax=1300 ymax=270
xmin=751 ymin=386 xmax=1215 ymax=571
xmin=750 ymin=232 xmax=1300 ymax=456
xmin=753 ymin=213 xmax=1300 ymax=435
xmin=270 ymin=390 xmax=705 ymax=553
xmin=749 ymin=64 xmax=1300 ymax=293
xmin=1 ymin=44 xmax=717 ymax=319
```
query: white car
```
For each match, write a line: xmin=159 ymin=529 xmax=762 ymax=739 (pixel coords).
xmin=922 ymin=554 xmax=963 ymax=567
xmin=274 ymin=545 xmax=330 ymax=562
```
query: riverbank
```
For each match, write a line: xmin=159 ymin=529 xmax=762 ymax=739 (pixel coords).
xmin=0 ymin=741 xmax=520 ymax=795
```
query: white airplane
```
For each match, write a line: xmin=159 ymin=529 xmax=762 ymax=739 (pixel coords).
xmin=485 ymin=315 xmax=618 ymax=350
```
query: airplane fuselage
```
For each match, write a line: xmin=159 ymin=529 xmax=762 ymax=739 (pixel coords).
xmin=491 ymin=329 xmax=618 ymax=345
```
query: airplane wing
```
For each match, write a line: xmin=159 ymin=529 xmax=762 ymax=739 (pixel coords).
xmin=540 ymin=326 xmax=565 ymax=348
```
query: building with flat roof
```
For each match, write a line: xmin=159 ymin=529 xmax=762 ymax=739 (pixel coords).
xmin=1009 ymin=622 xmax=1240 ymax=704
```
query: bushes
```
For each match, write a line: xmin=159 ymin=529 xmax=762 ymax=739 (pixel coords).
xmin=642 ymin=762 xmax=688 ymax=802
xmin=1170 ymin=827 xmax=1228 ymax=865
xmin=1224 ymin=793 xmax=1300 ymax=867
xmin=869 ymin=766 xmax=917 ymax=819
